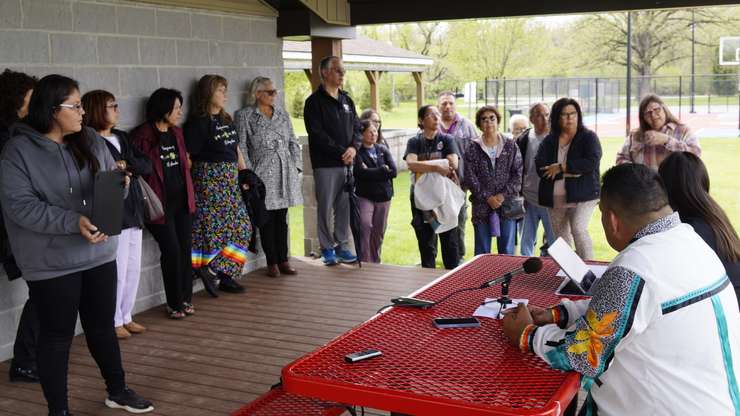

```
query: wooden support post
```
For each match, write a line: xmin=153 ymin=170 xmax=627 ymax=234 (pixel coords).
xmin=303 ymin=69 xmax=312 ymax=84
xmin=365 ymin=70 xmax=383 ymax=111
xmin=310 ymin=37 xmax=342 ymax=91
xmin=413 ymin=72 xmax=424 ymax=110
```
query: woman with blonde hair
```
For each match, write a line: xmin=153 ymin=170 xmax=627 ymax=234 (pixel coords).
xmin=234 ymin=76 xmax=302 ymax=277
xmin=185 ymin=74 xmax=252 ymax=294
xmin=616 ymin=94 xmax=700 ymax=170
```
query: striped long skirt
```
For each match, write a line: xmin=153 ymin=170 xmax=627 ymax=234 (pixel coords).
xmin=191 ymin=161 xmax=252 ymax=278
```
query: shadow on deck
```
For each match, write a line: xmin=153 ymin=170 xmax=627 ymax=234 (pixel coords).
xmin=0 ymin=258 xmax=443 ymax=416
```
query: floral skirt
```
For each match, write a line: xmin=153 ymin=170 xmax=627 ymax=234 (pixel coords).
xmin=191 ymin=161 xmax=252 ymax=278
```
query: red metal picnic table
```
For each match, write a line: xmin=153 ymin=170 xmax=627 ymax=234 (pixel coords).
xmin=282 ymin=254 xmax=597 ymax=416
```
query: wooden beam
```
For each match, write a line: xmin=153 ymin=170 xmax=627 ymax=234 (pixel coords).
xmin=310 ymin=37 xmax=343 ymax=91
xmin=135 ymin=0 xmax=276 ymax=16
xmin=365 ymin=70 xmax=381 ymax=111
xmin=303 ymin=69 xmax=313 ymax=84
xmin=413 ymin=72 xmax=424 ymax=111
xmin=298 ymin=0 xmax=350 ymax=25
xmin=349 ymin=0 xmax=739 ymax=25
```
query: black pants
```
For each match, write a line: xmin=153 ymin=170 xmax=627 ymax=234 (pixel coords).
xmin=147 ymin=202 xmax=193 ymax=311
xmin=12 ymin=282 xmax=39 ymax=369
xmin=27 ymin=261 xmax=126 ymax=412
xmin=411 ymin=202 xmax=460 ymax=270
xmin=259 ymin=208 xmax=289 ymax=266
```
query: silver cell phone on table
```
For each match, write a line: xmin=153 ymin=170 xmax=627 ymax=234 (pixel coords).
xmin=344 ymin=349 xmax=382 ymax=363
xmin=433 ymin=317 xmax=481 ymax=329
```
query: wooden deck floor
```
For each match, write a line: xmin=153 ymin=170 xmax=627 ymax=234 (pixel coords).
xmin=0 ymin=258 xmax=442 ymax=416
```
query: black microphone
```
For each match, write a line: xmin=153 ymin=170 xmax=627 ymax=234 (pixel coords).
xmin=478 ymin=257 xmax=543 ymax=289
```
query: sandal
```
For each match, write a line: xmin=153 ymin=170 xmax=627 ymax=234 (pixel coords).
xmin=167 ymin=307 xmax=186 ymax=319
xmin=182 ymin=302 xmax=196 ymax=315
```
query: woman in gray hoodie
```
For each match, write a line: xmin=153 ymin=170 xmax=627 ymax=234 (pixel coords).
xmin=0 ymin=75 xmax=153 ymax=416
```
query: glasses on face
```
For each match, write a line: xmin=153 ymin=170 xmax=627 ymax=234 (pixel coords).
xmin=57 ymin=103 xmax=83 ymax=113
xmin=331 ymin=67 xmax=346 ymax=76
xmin=643 ymin=106 xmax=663 ymax=117
xmin=560 ymin=111 xmax=578 ymax=119
xmin=480 ymin=115 xmax=497 ymax=123
xmin=106 ymin=103 xmax=119 ymax=111
xmin=259 ymin=89 xmax=278 ymax=97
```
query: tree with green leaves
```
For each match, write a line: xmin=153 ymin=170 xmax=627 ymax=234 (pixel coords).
xmin=576 ymin=9 xmax=736 ymax=98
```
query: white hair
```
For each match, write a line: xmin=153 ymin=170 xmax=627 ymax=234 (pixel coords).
xmin=246 ymin=76 xmax=272 ymax=106
xmin=509 ymin=114 xmax=529 ymax=130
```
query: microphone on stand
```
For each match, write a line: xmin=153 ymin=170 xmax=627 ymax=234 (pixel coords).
xmin=478 ymin=257 xmax=543 ymax=289
xmin=483 ymin=257 xmax=543 ymax=314
xmin=391 ymin=258 xmax=544 ymax=309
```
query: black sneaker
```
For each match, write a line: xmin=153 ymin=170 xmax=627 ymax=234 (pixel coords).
xmin=194 ymin=268 xmax=219 ymax=298
xmin=9 ymin=363 xmax=39 ymax=383
xmin=218 ymin=275 xmax=245 ymax=293
xmin=105 ymin=387 xmax=154 ymax=414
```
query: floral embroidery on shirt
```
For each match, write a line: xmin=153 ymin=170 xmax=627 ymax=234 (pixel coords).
xmin=568 ymin=309 xmax=618 ymax=368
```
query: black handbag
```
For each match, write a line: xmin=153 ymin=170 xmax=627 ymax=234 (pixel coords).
xmin=501 ymin=196 xmax=526 ymax=220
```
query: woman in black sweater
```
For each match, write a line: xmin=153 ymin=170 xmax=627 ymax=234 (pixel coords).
xmin=0 ymin=69 xmax=39 ymax=383
xmin=353 ymin=120 xmax=397 ymax=263
xmin=535 ymin=98 xmax=602 ymax=260
xmin=658 ymin=151 xmax=740 ymax=308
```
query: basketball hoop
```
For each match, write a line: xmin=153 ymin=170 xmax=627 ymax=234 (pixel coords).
xmin=719 ymin=37 xmax=740 ymax=66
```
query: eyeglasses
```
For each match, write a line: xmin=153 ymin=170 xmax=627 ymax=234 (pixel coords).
xmin=57 ymin=103 xmax=83 ymax=113
xmin=480 ymin=115 xmax=497 ymax=122
xmin=106 ymin=103 xmax=119 ymax=110
xmin=331 ymin=67 xmax=346 ymax=75
xmin=259 ymin=89 xmax=278 ymax=97
xmin=643 ymin=106 xmax=663 ymax=117
xmin=559 ymin=111 xmax=578 ymax=119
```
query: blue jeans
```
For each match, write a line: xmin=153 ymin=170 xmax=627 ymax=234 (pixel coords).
xmin=473 ymin=217 xmax=517 ymax=255
xmin=520 ymin=200 xmax=556 ymax=256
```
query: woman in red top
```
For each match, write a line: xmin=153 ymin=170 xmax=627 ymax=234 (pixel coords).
xmin=130 ymin=88 xmax=203 ymax=319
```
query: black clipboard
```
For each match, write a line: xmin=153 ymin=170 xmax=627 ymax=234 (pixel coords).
xmin=91 ymin=171 xmax=125 ymax=236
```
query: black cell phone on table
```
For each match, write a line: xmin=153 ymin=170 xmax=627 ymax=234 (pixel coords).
xmin=344 ymin=349 xmax=382 ymax=363
xmin=433 ymin=317 xmax=481 ymax=329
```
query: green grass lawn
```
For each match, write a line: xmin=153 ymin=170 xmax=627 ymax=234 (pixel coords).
xmin=289 ymin=137 xmax=740 ymax=266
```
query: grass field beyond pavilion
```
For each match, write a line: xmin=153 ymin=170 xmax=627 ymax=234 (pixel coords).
xmin=288 ymin=137 xmax=739 ymax=267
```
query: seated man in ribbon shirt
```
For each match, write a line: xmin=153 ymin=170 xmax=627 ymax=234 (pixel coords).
xmin=503 ymin=163 xmax=739 ymax=415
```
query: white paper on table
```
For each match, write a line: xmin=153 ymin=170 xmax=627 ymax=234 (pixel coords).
xmin=555 ymin=264 xmax=609 ymax=279
xmin=473 ymin=298 xmax=528 ymax=320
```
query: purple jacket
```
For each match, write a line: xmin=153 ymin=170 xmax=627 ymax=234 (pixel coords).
xmin=463 ymin=136 xmax=523 ymax=225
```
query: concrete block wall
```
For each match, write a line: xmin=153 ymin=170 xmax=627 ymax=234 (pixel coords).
xmin=0 ymin=0 xmax=283 ymax=362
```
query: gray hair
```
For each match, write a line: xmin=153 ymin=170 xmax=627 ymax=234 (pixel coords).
xmin=509 ymin=114 xmax=529 ymax=131
xmin=247 ymin=76 xmax=272 ymax=106
xmin=319 ymin=56 xmax=340 ymax=81
xmin=528 ymin=102 xmax=548 ymax=119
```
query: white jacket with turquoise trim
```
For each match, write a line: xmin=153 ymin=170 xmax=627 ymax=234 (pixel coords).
xmin=531 ymin=213 xmax=739 ymax=416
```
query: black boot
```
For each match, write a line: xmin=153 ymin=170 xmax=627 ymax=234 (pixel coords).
xmin=9 ymin=362 xmax=39 ymax=383
xmin=194 ymin=267 xmax=219 ymax=298
xmin=218 ymin=274 xmax=245 ymax=293
xmin=48 ymin=411 xmax=72 ymax=416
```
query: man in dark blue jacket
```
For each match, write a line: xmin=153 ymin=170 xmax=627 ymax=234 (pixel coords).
xmin=304 ymin=56 xmax=362 ymax=266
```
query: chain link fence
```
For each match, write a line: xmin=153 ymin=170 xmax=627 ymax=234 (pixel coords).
xmin=468 ymin=74 xmax=740 ymax=138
